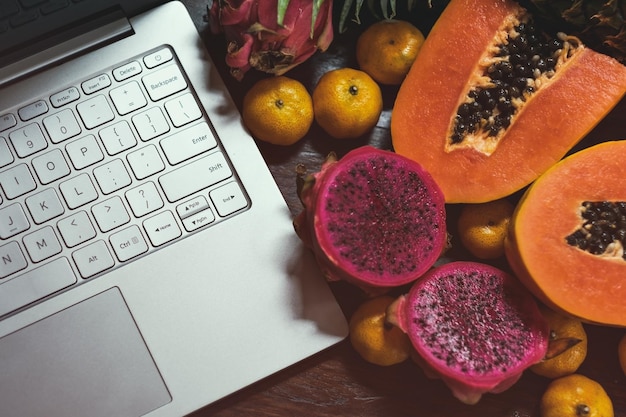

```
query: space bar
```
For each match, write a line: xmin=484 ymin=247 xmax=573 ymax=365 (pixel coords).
xmin=0 ymin=257 xmax=77 ymax=317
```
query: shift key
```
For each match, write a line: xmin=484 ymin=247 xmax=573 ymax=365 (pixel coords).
xmin=159 ymin=152 xmax=232 ymax=202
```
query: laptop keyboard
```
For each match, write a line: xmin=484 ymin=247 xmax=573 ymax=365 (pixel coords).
xmin=0 ymin=45 xmax=250 ymax=317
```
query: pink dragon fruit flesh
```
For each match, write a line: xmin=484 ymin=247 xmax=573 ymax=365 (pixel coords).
xmin=293 ymin=146 xmax=448 ymax=292
xmin=208 ymin=0 xmax=334 ymax=80
xmin=387 ymin=261 xmax=549 ymax=405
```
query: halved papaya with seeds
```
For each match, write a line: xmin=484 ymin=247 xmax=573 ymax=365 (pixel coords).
xmin=504 ymin=140 xmax=626 ymax=327
xmin=390 ymin=0 xmax=626 ymax=203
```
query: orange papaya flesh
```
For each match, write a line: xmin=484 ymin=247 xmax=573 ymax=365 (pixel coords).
xmin=504 ymin=140 xmax=626 ymax=327
xmin=390 ymin=0 xmax=626 ymax=203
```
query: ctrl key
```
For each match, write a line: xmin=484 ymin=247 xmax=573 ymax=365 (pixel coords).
xmin=0 ymin=257 xmax=77 ymax=317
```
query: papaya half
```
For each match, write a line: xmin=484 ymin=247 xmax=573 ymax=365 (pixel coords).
xmin=504 ymin=140 xmax=626 ymax=327
xmin=390 ymin=0 xmax=626 ymax=203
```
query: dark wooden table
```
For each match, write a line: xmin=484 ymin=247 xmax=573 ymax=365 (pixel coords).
xmin=181 ymin=1 xmax=626 ymax=415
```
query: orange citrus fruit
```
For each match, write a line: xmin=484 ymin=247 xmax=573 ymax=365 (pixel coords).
xmin=457 ymin=198 xmax=515 ymax=259
xmin=540 ymin=374 xmax=614 ymax=417
xmin=356 ymin=19 xmax=425 ymax=85
xmin=531 ymin=306 xmax=587 ymax=379
xmin=618 ymin=333 xmax=626 ymax=376
xmin=312 ymin=67 xmax=383 ymax=139
xmin=242 ymin=76 xmax=313 ymax=145
xmin=349 ymin=296 xmax=412 ymax=366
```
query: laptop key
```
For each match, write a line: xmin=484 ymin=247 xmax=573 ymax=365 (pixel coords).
xmin=0 ymin=137 xmax=14 ymax=168
xmin=17 ymin=100 xmax=48 ymax=121
xmin=159 ymin=152 xmax=232 ymax=202
xmin=23 ymin=225 xmax=63 ymax=263
xmin=9 ymin=123 xmax=47 ymax=158
xmin=0 ymin=164 xmax=37 ymax=199
xmin=0 ymin=256 xmax=76 ymax=317
xmin=72 ymin=239 xmax=114 ymax=278
xmin=0 ymin=241 xmax=27 ymax=279
xmin=0 ymin=113 xmax=17 ymax=132
xmin=0 ymin=203 xmax=30 ymax=239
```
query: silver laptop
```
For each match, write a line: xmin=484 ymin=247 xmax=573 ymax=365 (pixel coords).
xmin=0 ymin=1 xmax=348 ymax=416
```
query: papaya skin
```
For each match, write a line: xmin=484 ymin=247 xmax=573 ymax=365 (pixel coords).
xmin=390 ymin=0 xmax=626 ymax=203
xmin=504 ymin=140 xmax=626 ymax=327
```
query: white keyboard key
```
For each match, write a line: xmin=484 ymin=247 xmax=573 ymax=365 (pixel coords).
xmin=0 ymin=241 xmax=27 ymax=278
xmin=143 ymin=210 xmax=181 ymax=247
xmin=42 ymin=108 xmax=81 ymax=143
xmin=50 ymin=86 xmax=80 ymax=108
xmin=99 ymin=121 xmax=137 ymax=155
xmin=76 ymin=95 xmax=115 ymax=129
xmin=109 ymin=225 xmax=148 ymax=262
xmin=164 ymin=92 xmax=202 ymax=127
xmin=160 ymin=122 xmax=217 ymax=165
xmin=144 ymin=47 xmax=173 ymax=69
xmin=92 ymin=196 xmax=130 ymax=232
xmin=25 ymin=188 xmax=65 ymax=224
xmin=159 ymin=152 xmax=232 ymax=202
xmin=210 ymin=181 xmax=248 ymax=217
xmin=31 ymin=148 xmax=71 ymax=184
xmin=182 ymin=209 xmax=215 ymax=232
xmin=142 ymin=64 xmax=187 ymax=101
xmin=0 ymin=257 xmax=76 ymax=317
xmin=113 ymin=61 xmax=142 ymax=81
xmin=59 ymin=173 xmax=98 ymax=209
xmin=127 ymin=144 xmax=165 ymax=180
xmin=57 ymin=211 xmax=96 ymax=248
xmin=9 ymin=123 xmax=47 ymax=158
xmin=23 ymin=226 xmax=62 ymax=263
xmin=0 ymin=203 xmax=30 ymax=239
xmin=72 ymin=239 xmax=114 ymax=278
xmin=0 ymin=137 xmax=14 ymax=168
xmin=93 ymin=159 xmax=132 ymax=194
xmin=0 ymin=163 xmax=37 ymax=199
xmin=65 ymin=134 xmax=104 ymax=169
xmin=176 ymin=195 xmax=209 ymax=219
xmin=0 ymin=113 xmax=17 ymax=132
xmin=82 ymin=73 xmax=111 ymax=95
xmin=125 ymin=181 xmax=163 ymax=217
xmin=110 ymin=81 xmax=148 ymax=115
xmin=18 ymin=100 xmax=48 ymax=121
xmin=132 ymin=107 xmax=170 ymax=141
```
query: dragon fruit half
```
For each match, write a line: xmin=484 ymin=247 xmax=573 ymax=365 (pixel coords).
xmin=387 ymin=261 xmax=550 ymax=405
xmin=208 ymin=0 xmax=334 ymax=80
xmin=293 ymin=146 xmax=448 ymax=292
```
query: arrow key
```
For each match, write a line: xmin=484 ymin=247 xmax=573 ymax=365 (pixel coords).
xmin=209 ymin=181 xmax=248 ymax=217
xmin=143 ymin=210 xmax=181 ymax=247
xmin=182 ymin=208 xmax=215 ymax=232
xmin=176 ymin=195 xmax=209 ymax=219
xmin=57 ymin=210 xmax=97 ymax=247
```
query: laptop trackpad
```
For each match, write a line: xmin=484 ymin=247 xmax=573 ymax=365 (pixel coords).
xmin=0 ymin=287 xmax=171 ymax=417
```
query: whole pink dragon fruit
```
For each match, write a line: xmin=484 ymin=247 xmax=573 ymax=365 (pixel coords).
xmin=208 ymin=0 xmax=334 ymax=80
xmin=387 ymin=261 xmax=549 ymax=405
xmin=293 ymin=146 xmax=448 ymax=293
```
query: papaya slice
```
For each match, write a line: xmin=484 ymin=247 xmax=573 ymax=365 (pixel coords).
xmin=504 ymin=140 xmax=626 ymax=327
xmin=390 ymin=0 xmax=626 ymax=203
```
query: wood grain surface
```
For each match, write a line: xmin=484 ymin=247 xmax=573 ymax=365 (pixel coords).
xmin=182 ymin=1 xmax=626 ymax=415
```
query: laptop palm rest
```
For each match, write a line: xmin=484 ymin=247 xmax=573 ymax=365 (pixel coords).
xmin=0 ymin=287 xmax=171 ymax=417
